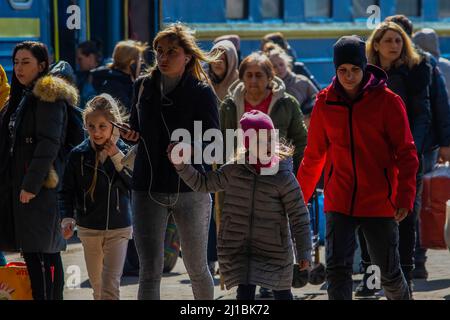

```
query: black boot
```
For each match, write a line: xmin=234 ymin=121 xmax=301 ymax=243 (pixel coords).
xmin=355 ymin=272 xmax=381 ymax=297
xmin=412 ymin=261 xmax=428 ymax=279
xmin=259 ymin=287 xmax=274 ymax=298
xmin=402 ymin=266 xmax=414 ymax=299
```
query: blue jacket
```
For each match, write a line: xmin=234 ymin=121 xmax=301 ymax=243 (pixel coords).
xmin=61 ymin=139 xmax=132 ymax=230
xmin=424 ymin=53 xmax=450 ymax=152
xmin=386 ymin=60 xmax=432 ymax=155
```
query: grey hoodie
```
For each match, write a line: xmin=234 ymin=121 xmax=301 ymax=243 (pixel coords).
xmin=413 ymin=28 xmax=450 ymax=96
xmin=208 ymin=40 xmax=239 ymax=102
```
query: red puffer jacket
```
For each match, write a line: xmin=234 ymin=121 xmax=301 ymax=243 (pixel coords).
xmin=297 ymin=65 xmax=419 ymax=217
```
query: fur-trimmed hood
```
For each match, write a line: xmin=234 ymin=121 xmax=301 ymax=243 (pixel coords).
xmin=32 ymin=75 xmax=79 ymax=107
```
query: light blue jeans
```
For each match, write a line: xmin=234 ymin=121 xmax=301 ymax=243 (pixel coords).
xmin=132 ymin=191 xmax=214 ymax=300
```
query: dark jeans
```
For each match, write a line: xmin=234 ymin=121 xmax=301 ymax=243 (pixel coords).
xmin=326 ymin=212 xmax=410 ymax=300
xmin=359 ymin=157 xmax=425 ymax=279
xmin=236 ymin=284 xmax=293 ymax=300
xmin=415 ymin=149 xmax=439 ymax=264
xmin=22 ymin=252 xmax=64 ymax=300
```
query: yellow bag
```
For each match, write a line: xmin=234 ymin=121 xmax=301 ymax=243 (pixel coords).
xmin=0 ymin=262 xmax=33 ymax=300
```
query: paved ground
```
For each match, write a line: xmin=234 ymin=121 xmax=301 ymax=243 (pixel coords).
xmin=4 ymin=235 xmax=450 ymax=300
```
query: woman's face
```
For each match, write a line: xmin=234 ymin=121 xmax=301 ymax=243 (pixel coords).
xmin=14 ymin=49 xmax=45 ymax=87
xmin=375 ymin=30 xmax=404 ymax=65
xmin=210 ymin=52 xmax=227 ymax=79
xmin=336 ymin=63 xmax=364 ymax=93
xmin=85 ymin=111 xmax=113 ymax=147
xmin=243 ymin=62 xmax=271 ymax=97
xmin=270 ymin=55 xmax=288 ymax=79
xmin=156 ymin=37 xmax=191 ymax=78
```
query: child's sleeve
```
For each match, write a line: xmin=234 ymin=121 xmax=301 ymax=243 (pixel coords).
xmin=280 ymin=174 xmax=312 ymax=263
xmin=60 ymin=152 xmax=78 ymax=219
xmin=175 ymin=164 xmax=230 ymax=193
xmin=110 ymin=152 xmax=133 ymax=188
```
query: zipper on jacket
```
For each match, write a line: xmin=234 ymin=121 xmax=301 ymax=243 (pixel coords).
xmin=84 ymin=162 xmax=115 ymax=231
xmin=384 ymin=168 xmax=396 ymax=209
xmin=348 ymin=104 xmax=358 ymax=216
xmin=324 ymin=165 xmax=334 ymax=190
xmin=81 ymin=155 xmax=87 ymax=214
xmin=246 ymin=175 xmax=257 ymax=284
xmin=116 ymin=188 xmax=120 ymax=213
xmin=326 ymin=99 xmax=359 ymax=216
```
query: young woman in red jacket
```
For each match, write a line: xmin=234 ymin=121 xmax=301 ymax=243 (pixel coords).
xmin=297 ymin=36 xmax=419 ymax=300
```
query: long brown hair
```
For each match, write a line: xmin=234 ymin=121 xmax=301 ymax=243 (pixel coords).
xmin=151 ymin=22 xmax=221 ymax=81
xmin=367 ymin=21 xmax=421 ymax=70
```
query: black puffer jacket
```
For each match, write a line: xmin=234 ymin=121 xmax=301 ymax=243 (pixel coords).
xmin=2 ymin=75 xmax=78 ymax=253
xmin=61 ymin=139 xmax=133 ymax=230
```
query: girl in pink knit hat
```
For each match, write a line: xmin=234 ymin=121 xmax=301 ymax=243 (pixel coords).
xmin=168 ymin=110 xmax=312 ymax=300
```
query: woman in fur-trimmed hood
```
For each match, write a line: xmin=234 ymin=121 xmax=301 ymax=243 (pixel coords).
xmin=0 ymin=42 xmax=79 ymax=300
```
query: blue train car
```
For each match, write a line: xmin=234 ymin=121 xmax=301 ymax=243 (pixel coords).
xmin=0 ymin=0 xmax=159 ymax=80
xmin=161 ymin=0 xmax=450 ymax=87
xmin=0 ymin=0 xmax=51 ymax=80
xmin=2 ymin=0 xmax=450 ymax=88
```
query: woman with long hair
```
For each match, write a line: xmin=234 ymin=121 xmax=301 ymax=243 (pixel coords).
xmin=0 ymin=41 xmax=79 ymax=300
xmin=121 ymin=23 xmax=220 ymax=300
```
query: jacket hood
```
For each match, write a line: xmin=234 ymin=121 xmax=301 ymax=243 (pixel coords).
xmin=413 ymin=28 xmax=440 ymax=58
xmin=33 ymin=74 xmax=79 ymax=107
xmin=209 ymin=40 xmax=239 ymax=101
xmin=330 ymin=64 xmax=387 ymax=101
xmin=49 ymin=60 xmax=76 ymax=84
xmin=227 ymin=76 xmax=286 ymax=127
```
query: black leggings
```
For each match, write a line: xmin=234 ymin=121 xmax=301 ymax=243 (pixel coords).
xmin=237 ymin=284 xmax=293 ymax=300
xmin=23 ymin=252 xmax=64 ymax=300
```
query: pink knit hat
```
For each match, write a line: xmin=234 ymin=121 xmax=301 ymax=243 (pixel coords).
xmin=240 ymin=110 xmax=275 ymax=150
xmin=240 ymin=110 xmax=274 ymax=132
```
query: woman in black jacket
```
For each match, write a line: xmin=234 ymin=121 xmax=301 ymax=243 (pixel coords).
xmin=0 ymin=41 xmax=79 ymax=300
xmin=122 ymin=23 xmax=220 ymax=300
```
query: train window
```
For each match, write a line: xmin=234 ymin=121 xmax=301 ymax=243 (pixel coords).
xmin=304 ymin=0 xmax=331 ymax=18
xmin=262 ymin=0 xmax=282 ymax=19
xmin=396 ymin=0 xmax=421 ymax=17
xmin=8 ymin=0 xmax=33 ymax=10
xmin=439 ymin=0 xmax=450 ymax=18
xmin=353 ymin=0 xmax=379 ymax=18
xmin=226 ymin=0 xmax=248 ymax=20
